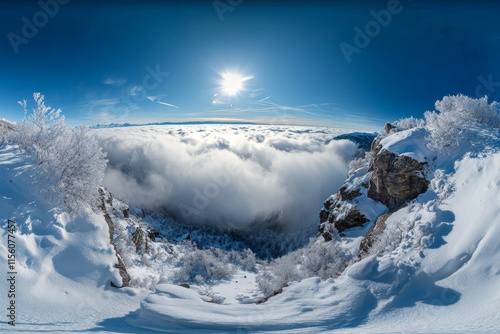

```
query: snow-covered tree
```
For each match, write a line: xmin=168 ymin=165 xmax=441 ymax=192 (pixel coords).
xmin=16 ymin=93 xmax=66 ymax=162
xmin=0 ymin=119 xmax=16 ymax=147
xmin=425 ymin=94 xmax=500 ymax=154
xmin=394 ymin=116 xmax=425 ymax=131
xmin=13 ymin=93 xmax=107 ymax=216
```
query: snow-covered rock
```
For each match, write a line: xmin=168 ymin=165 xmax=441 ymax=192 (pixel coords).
xmin=319 ymin=164 xmax=386 ymax=239
xmin=319 ymin=127 xmax=430 ymax=238
xmin=368 ymin=128 xmax=430 ymax=211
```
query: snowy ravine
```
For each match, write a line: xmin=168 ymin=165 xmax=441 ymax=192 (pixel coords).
xmin=1 ymin=123 xmax=500 ymax=333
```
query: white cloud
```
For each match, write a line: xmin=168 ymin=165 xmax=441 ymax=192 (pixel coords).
xmin=146 ymin=95 xmax=179 ymax=109
xmin=102 ymin=77 xmax=127 ymax=87
xmin=96 ymin=125 xmax=357 ymax=232
xmin=127 ymin=85 xmax=144 ymax=97
xmin=156 ymin=101 xmax=179 ymax=109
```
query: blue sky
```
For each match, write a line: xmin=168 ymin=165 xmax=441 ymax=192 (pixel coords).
xmin=1 ymin=0 xmax=500 ymax=130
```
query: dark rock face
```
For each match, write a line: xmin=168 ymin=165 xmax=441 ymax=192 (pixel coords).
xmin=384 ymin=122 xmax=396 ymax=133
xmin=339 ymin=186 xmax=362 ymax=201
xmin=368 ymin=139 xmax=429 ymax=211
xmin=333 ymin=208 xmax=369 ymax=232
xmin=319 ymin=183 xmax=370 ymax=240
xmin=148 ymin=229 xmax=160 ymax=241
xmin=132 ymin=226 xmax=149 ymax=253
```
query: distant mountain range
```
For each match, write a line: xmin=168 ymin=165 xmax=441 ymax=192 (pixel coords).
xmin=90 ymin=120 xmax=261 ymax=129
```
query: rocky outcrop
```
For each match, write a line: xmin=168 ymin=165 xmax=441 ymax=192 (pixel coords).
xmin=358 ymin=213 xmax=392 ymax=259
xmin=98 ymin=187 xmax=131 ymax=288
xmin=367 ymin=136 xmax=429 ymax=211
xmin=132 ymin=226 xmax=149 ymax=253
xmin=319 ymin=186 xmax=369 ymax=236
xmin=319 ymin=127 xmax=430 ymax=251
xmin=319 ymin=168 xmax=378 ymax=240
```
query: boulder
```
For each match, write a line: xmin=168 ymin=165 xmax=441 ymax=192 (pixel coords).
xmin=368 ymin=139 xmax=429 ymax=211
xmin=132 ymin=226 xmax=149 ymax=253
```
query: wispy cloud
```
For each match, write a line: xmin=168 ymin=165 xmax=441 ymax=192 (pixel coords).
xmin=127 ymin=85 xmax=144 ymax=97
xmin=205 ymin=98 xmax=383 ymax=130
xmin=157 ymin=101 xmax=179 ymax=109
xmin=147 ymin=95 xmax=179 ymax=109
xmin=102 ymin=77 xmax=127 ymax=87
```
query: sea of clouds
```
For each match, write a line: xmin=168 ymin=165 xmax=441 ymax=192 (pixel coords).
xmin=96 ymin=125 xmax=358 ymax=232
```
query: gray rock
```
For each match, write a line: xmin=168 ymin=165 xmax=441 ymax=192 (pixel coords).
xmin=368 ymin=138 xmax=429 ymax=211
xmin=318 ymin=183 xmax=370 ymax=239
xmin=384 ymin=122 xmax=397 ymax=134
xmin=132 ymin=226 xmax=149 ymax=253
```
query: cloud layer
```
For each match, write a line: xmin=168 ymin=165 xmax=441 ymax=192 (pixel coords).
xmin=96 ymin=125 xmax=357 ymax=232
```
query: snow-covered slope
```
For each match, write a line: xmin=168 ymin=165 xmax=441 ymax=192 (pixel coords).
xmin=0 ymin=144 xmax=148 ymax=332
xmin=126 ymin=126 xmax=500 ymax=333
xmin=1 ymin=124 xmax=500 ymax=333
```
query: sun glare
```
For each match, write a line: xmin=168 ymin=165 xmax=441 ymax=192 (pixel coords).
xmin=220 ymin=71 xmax=252 ymax=96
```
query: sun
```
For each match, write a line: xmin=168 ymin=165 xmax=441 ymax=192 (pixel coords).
xmin=220 ymin=71 xmax=252 ymax=96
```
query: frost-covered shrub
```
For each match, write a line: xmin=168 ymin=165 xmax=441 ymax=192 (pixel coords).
xmin=348 ymin=151 xmax=371 ymax=171
xmin=12 ymin=93 xmax=107 ymax=215
xmin=394 ymin=116 xmax=425 ymax=131
xmin=256 ymin=269 xmax=282 ymax=296
xmin=0 ymin=119 xmax=15 ymax=147
xmin=15 ymin=93 xmax=66 ymax=160
xmin=173 ymin=244 xmax=235 ymax=284
xmin=300 ymin=241 xmax=350 ymax=279
xmin=425 ymin=94 xmax=500 ymax=154
xmin=257 ymin=239 xmax=351 ymax=295
xmin=226 ymin=249 xmax=257 ymax=272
